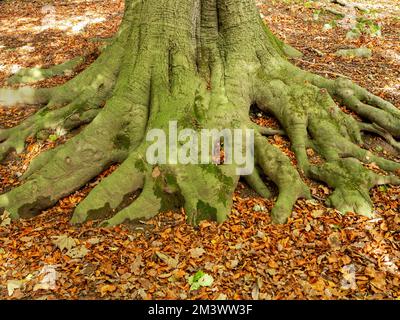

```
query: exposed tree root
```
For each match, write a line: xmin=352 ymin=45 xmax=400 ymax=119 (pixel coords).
xmin=0 ymin=95 xmax=147 ymax=218
xmin=255 ymin=134 xmax=311 ymax=223
xmin=255 ymin=63 xmax=400 ymax=219
xmin=244 ymin=168 xmax=272 ymax=199
xmin=71 ymin=151 xmax=145 ymax=224
xmin=0 ymin=0 xmax=399 ymax=226
xmin=6 ymin=56 xmax=86 ymax=85
xmin=0 ymin=97 xmax=104 ymax=161
xmin=359 ymin=123 xmax=400 ymax=151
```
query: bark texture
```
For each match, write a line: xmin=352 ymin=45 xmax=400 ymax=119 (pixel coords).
xmin=0 ymin=0 xmax=399 ymax=226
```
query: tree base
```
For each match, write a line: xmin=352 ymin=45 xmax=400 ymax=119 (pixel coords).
xmin=0 ymin=0 xmax=399 ymax=226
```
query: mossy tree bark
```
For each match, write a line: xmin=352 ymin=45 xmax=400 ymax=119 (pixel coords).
xmin=1 ymin=0 xmax=399 ymax=226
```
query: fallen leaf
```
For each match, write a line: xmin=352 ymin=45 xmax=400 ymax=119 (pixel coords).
xmin=188 ymin=270 xmax=214 ymax=291
xmin=341 ymin=264 xmax=357 ymax=290
xmin=189 ymin=247 xmax=205 ymax=259
xmin=137 ymin=288 xmax=148 ymax=300
xmin=33 ymin=265 xmax=57 ymax=291
xmin=66 ymin=245 xmax=88 ymax=259
xmin=87 ymin=237 xmax=101 ymax=245
xmin=100 ymin=284 xmax=117 ymax=297
xmin=311 ymin=209 xmax=324 ymax=218
xmin=7 ymin=280 xmax=24 ymax=296
xmin=0 ymin=210 xmax=11 ymax=227
xmin=156 ymin=252 xmax=179 ymax=269
xmin=251 ymin=282 xmax=260 ymax=300
xmin=370 ymin=272 xmax=387 ymax=292
xmin=131 ymin=254 xmax=143 ymax=275
xmin=52 ymin=234 xmax=77 ymax=251
xmin=216 ymin=293 xmax=228 ymax=300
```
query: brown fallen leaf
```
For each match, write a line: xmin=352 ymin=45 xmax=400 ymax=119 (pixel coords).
xmin=189 ymin=247 xmax=205 ymax=259
xmin=156 ymin=252 xmax=179 ymax=269
xmin=99 ymin=284 xmax=117 ymax=297
xmin=131 ymin=254 xmax=143 ymax=275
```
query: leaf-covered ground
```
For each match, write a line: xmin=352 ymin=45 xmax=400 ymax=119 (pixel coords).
xmin=0 ymin=0 xmax=399 ymax=300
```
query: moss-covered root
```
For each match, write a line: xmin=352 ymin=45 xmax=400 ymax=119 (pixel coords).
xmin=20 ymin=148 xmax=58 ymax=180
xmin=0 ymin=98 xmax=103 ymax=162
xmin=244 ymin=168 xmax=272 ymax=199
xmin=0 ymin=26 xmax=121 ymax=108
xmin=255 ymin=70 xmax=400 ymax=219
xmin=309 ymin=158 xmax=400 ymax=217
xmin=70 ymin=153 xmax=145 ymax=224
xmin=0 ymin=98 xmax=143 ymax=219
xmin=0 ymin=0 xmax=135 ymax=109
xmin=0 ymin=132 xmax=116 ymax=219
xmin=101 ymin=177 xmax=162 ymax=227
xmin=176 ymin=164 xmax=239 ymax=225
xmin=100 ymin=162 xmax=240 ymax=227
xmin=254 ymin=134 xmax=310 ymax=224
xmin=6 ymin=56 xmax=85 ymax=85
xmin=358 ymin=123 xmax=400 ymax=151
xmin=310 ymin=76 xmax=400 ymax=137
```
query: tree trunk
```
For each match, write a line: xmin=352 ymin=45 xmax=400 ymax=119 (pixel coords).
xmin=0 ymin=0 xmax=399 ymax=226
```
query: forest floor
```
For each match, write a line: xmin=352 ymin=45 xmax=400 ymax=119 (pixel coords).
xmin=0 ymin=0 xmax=399 ymax=300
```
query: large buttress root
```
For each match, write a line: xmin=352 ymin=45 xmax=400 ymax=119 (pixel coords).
xmin=0 ymin=98 xmax=103 ymax=161
xmin=71 ymin=152 xmax=145 ymax=224
xmin=0 ymin=0 xmax=139 ymax=161
xmin=0 ymin=97 xmax=145 ymax=218
xmin=1 ymin=0 xmax=399 ymax=226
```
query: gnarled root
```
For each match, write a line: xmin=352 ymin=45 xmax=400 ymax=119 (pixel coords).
xmin=254 ymin=134 xmax=310 ymax=223
xmin=255 ymin=64 xmax=400 ymax=220
xmin=0 ymin=95 xmax=148 ymax=219
xmin=0 ymin=98 xmax=104 ymax=162
xmin=309 ymin=158 xmax=400 ymax=217
xmin=71 ymin=151 xmax=145 ymax=224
